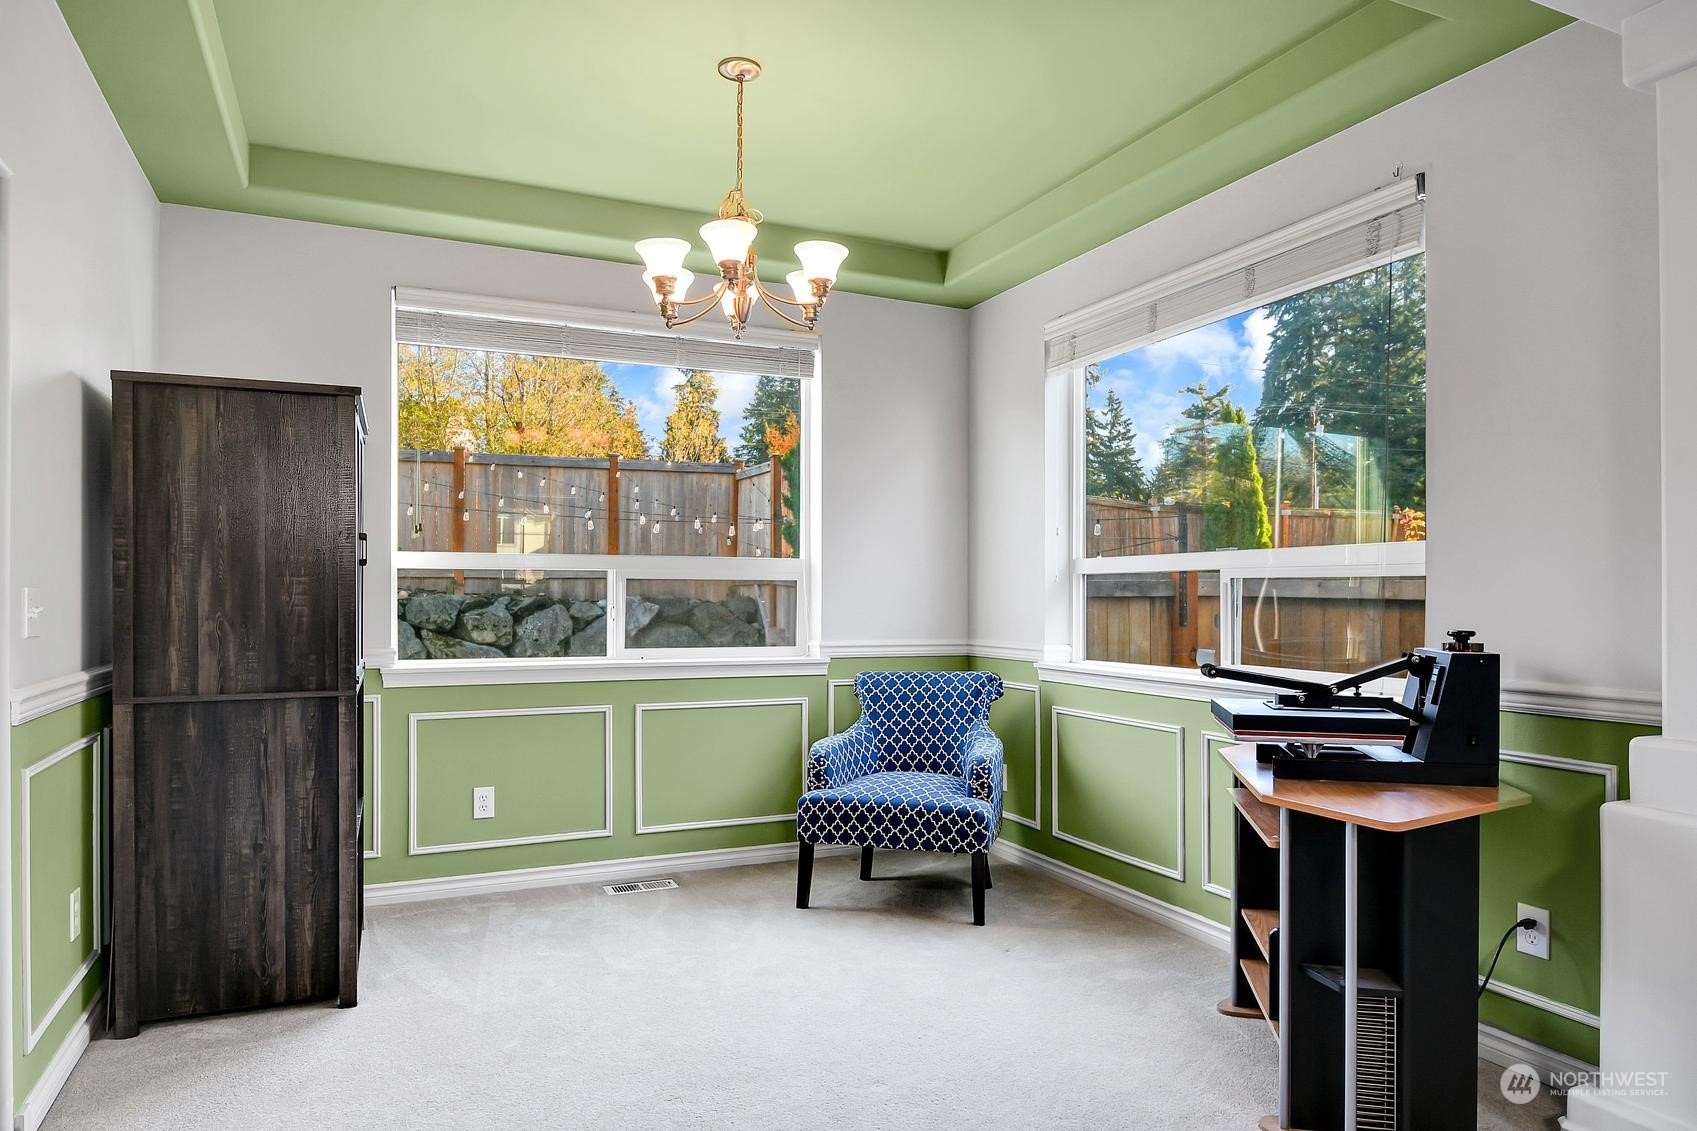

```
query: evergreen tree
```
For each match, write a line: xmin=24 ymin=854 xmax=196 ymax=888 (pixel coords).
xmin=735 ymin=375 xmax=802 ymax=463
xmin=660 ymin=370 xmax=730 ymax=463
xmin=1085 ymin=387 xmax=1148 ymax=501
xmin=1203 ymin=405 xmax=1273 ymax=551
xmin=1253 ymin=255 xmax=1426 ymax=512
xmin=1150 ymin=379 xmax=1235 ymax=502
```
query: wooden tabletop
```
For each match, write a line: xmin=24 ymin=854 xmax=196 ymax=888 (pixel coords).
xmin=1223 ymin=744 xmax=1530 ymax=832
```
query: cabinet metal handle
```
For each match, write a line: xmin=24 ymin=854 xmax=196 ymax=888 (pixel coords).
xmin=358 ymin=533 xmax=368 ymax=567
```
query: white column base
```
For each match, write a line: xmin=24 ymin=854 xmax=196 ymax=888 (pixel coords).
xmin=1564 ymin=1088 xmax=1697 ymax=1131
xmin=1563 ymin=736 xmax=1697 ymax=1131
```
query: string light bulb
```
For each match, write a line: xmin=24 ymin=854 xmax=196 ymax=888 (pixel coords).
xmin=1093 ymin=521 xmax=1101 ymax=536
xmin=461 ymin=510 xmax=469 ymax=522
xmin=406 ymin=504 xmax=414 ymax=516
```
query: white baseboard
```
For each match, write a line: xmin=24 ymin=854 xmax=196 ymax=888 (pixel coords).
xmin=991 ymin=840 xmax=1599 ymax=1091
xmin=365 ymin=842 xmax=853 ymax=906
xmin=1478 ymin=1022 xmax=1597 ymax=1085
xmin=990 ymin=839 xmax=1230 ymax=950
xmin=16 ymin=992 xmax=104 ymax=1131
xmin=9 ymin=667 xmax=112 ymax=727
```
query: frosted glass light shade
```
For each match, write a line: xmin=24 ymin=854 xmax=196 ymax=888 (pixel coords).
xmin=701 ymin=218 xmax=757 ymax=265
xmin=794 ymin=240 xmax=848 ymax=283
xmin=635 ymin=237 xmax=690 ymax=278
xmin=643 ymin=268 xmax=694 ymax=305
xmin=786 ymin=270 xmax=815 ymax=305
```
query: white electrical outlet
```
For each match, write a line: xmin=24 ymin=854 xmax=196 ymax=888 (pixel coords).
xmin=1516 ymin=902 xmax=1550 ymax=960
xmin=473 ymin=786 xmax=495 ymax=820
xmin=21 ymin=588 xmax=43 ymax=640
xmin=69 ymin=888 xmax=81 ymax=942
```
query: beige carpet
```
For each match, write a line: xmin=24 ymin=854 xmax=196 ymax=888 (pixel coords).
xmin=45 ymin=853 xmax=1565 ymax=1129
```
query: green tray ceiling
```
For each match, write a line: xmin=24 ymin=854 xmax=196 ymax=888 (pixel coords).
xmin=59 ymin=0 xmax=1566 ymax=307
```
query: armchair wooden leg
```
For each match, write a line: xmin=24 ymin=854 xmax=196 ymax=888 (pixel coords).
xmin=860 ymin=846 xmax=874 ymax=881
xmin=797 ymin=842 xmax=815 ymax=909
xmin=971 ymin=850 xmax=988 ymax=926
xmin=984 ymin=853 xmax=993 ymax=890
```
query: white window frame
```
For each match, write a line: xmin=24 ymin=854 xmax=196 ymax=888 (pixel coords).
xmin=1045 ymin=181 xmax=1427 ymax=692
xmin=386 ymin=288 xmax=824 ymax=681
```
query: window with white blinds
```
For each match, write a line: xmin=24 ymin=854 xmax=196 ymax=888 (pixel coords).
xmin=1046 ymin=182 xmax=1424 ymax=371
xmin=1056 ymin=179 xmax=1430 ymax=683
xmin=394 ymin=299 xmax=815 ymax=379
xmin=389 ymin=288 xmax=817 ymax=665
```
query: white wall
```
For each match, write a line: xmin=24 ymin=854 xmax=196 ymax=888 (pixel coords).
xmin=967 ymin=23 xmax=1663 ymax=701
xmin=153 ymin=207 xmax=970 ymax=653
xmin=0 ymin=0 xmax=159 ymax=691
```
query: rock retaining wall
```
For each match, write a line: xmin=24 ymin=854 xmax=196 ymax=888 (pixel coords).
xmin=397 ymin=588 xmax=768 ymax=659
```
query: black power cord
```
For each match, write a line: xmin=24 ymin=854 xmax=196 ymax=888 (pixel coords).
xmin=1479 ymin=917 xmax=1539 ymax=999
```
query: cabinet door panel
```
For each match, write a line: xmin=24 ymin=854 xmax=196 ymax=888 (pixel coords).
xmin=128 ymin=383 xmax=351 ymax=696
xmin=133 ymin=698 xmax=340 ymax=1020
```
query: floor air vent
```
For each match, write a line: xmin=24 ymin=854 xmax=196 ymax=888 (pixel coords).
xmin=602 ymin=879 xmax=680 ymax=895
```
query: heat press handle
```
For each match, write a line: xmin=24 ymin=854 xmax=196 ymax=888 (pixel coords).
xmin=1198 ymin=663 xmax=1332 ymax=695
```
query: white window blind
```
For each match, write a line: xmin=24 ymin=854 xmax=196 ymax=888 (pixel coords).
xmin=394 ymin=304 xmax=815 ymax=379
xmin=1045 ymin=183 xmax=1424 ymax=371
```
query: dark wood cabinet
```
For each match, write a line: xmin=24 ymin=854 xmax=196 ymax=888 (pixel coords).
xmin=111 ymin=371 xmax=365 ymax=1037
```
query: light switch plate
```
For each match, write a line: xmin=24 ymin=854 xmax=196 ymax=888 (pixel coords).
xmin=473 ymin=786 xmax=495 ymax=820
xmin=69 ymin=888 xmax=81 ymax=942
xmin=21 ymin=588 xmax=42 ymax=639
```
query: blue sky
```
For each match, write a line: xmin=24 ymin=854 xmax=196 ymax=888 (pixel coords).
xmin=603 ymin=363 xmax=762 ymax=455
xmin=1090 ymin=307 xmax=1273 ymax=469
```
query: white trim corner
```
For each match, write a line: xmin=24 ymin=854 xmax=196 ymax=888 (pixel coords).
xmin=9 ymin=667 xmax=112 ymax=727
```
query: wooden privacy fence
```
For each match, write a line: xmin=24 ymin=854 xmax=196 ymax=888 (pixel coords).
xmin=398 ymin=449 xmax=789 ymax=558
xmin=1085 ymin=573 xmax=1424 ymax=671
xmin=1085 ymin=496 xmax=1421 ymax=557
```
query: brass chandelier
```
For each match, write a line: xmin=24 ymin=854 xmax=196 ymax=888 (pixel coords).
xmin=634 ymin=57 xmax=848 ymax=336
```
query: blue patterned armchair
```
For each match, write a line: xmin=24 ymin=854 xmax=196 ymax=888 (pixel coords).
xmin=795 ymin=670 xmax=1006 ymax=925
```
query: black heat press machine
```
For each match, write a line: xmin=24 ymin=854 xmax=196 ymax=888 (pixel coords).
xmin=1201 ymin=629 xmax=1499 ymax=786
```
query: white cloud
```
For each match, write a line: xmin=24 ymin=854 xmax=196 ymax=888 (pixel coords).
xmin=1240 ymin=308 xmax=1274 ymax=386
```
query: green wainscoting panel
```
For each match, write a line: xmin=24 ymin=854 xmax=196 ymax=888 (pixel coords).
xmin=991 ymin=682 xmax=1040 ymax=827
xmin=22 ymin=739 xmax=100 ymax=1044
xmin=636 ymin=700 xmax=808 ymax=833
xmin=362 ymin=694 xmax=380 ymax=857
xmin=410 ymin=706 xmax=612 ymax=853
xmin=1201 ymin=732 xmax=1238 ymax=898
xmin=363 ymin=669 xmax=831 ymax=885
xmin=10 ymin=693 xmax=111 ymax=1112
xmin=1051 ymin=708 xmax=1186 ymax=880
